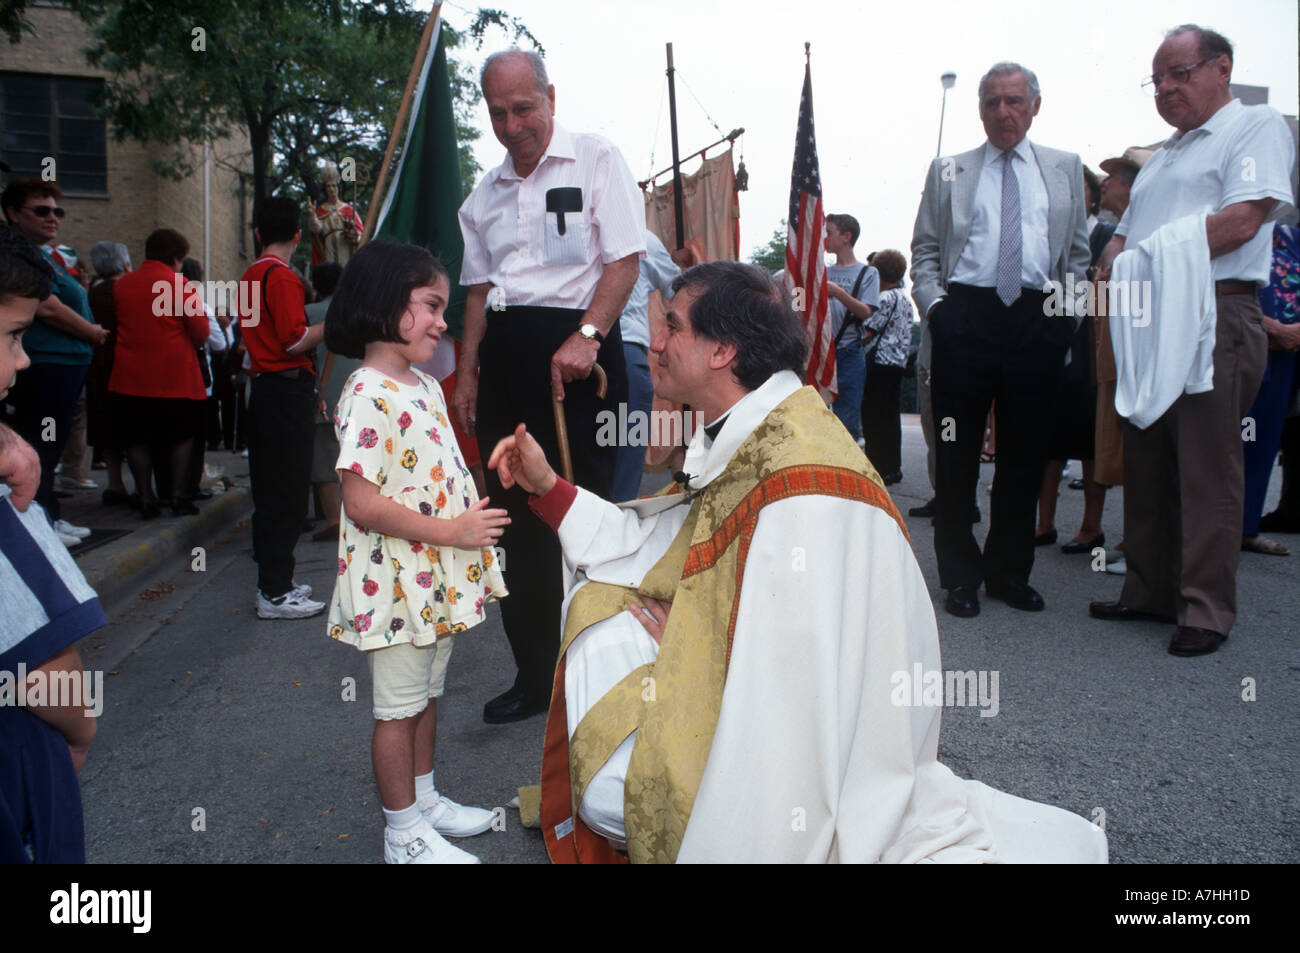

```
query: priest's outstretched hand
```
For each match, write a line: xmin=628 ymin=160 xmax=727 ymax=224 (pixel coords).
xmin=487 ymin=423 xmax=558 ymax=496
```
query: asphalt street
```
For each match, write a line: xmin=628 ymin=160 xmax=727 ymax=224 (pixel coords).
xmin=78 ymin=417 xmax=1299 ymax=863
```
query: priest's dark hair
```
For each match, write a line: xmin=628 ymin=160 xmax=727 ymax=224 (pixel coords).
xmin=671 ymin=261 xmax=808 ymax=391
xmin=324 ymin=239 xmax=449 ymax=360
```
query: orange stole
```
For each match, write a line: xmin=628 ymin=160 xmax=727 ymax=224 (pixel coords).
xmin=539 ymin=463 xmax=905 ymax=864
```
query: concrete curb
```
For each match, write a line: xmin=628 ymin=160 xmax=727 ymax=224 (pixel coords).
xmin=75 ymin=487 xmax=253 ymax=614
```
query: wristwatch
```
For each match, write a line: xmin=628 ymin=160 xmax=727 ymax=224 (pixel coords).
xmin=578 ymin=323 xmax=605 ymax=343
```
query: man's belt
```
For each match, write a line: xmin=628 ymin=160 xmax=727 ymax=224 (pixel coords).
xmin=496 ymin=304 xmax=586 ymax=317
xmin=1215 ymin=280 xmax=1256 ymax=296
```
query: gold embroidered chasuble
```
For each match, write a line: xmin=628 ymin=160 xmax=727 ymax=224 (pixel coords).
xmin=540 ymin=385 xmax=906 ymax=864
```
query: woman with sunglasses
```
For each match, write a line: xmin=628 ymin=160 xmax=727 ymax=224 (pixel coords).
xmin=0 ymin=179 xmax=108 ymax=545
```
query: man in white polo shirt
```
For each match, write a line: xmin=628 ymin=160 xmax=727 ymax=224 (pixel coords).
xmin=454 ymin=48 xmax=645 ymax=722
xmin=1089 ymin=24 xmax=1296 ymax=656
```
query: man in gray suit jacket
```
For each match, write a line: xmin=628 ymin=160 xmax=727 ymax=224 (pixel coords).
xmin=911 ymin=61 xmax=1090 ymax=618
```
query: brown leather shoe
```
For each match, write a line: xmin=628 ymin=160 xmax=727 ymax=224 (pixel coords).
xmin=1168 ymin=626 xmax=1227 ymax=657
xmin=1088 ymin=600 xmax=1175 ymax=623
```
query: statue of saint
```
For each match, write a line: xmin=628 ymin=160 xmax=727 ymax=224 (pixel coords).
xmin=307 ymin=162 xmax=364 ymax=266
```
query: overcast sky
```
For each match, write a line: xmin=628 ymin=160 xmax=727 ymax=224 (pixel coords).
xmin=431 ymin=0 xmax=1299 ymax=270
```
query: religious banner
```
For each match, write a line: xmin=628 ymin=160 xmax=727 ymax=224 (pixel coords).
xmin=642 ymin=149 xmax=740 ymax=263
xmin=369 ymin=13 xmax=468 ymax=339
xmin=642 ymin=149 xmax=741 ymax=469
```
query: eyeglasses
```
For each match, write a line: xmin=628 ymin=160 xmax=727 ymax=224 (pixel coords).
xmin=1141 ymin=58 xmax=1215 ymax=93
xmin=21 ymin=205 xmax=66 ymax=219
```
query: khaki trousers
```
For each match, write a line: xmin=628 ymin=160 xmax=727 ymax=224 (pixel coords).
xmin=1119 ymin=292 xmax=1268 ymax=634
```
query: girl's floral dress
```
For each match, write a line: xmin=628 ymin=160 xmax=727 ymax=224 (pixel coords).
xmin=327 ymin=366 xmax=507 ymax=651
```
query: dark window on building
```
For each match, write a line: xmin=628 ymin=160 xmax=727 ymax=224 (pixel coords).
xmin=1 ymin=73 xmax=108 ymax=195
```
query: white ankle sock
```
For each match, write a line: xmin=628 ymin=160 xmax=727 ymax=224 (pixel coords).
xmin=383 ymin=801 xmax=422 ymax=831
xmin=415 ymin=770 xmax=436 ymax=800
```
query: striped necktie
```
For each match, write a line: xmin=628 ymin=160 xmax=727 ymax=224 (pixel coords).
xmin=996 ymin=149 xmax=1022 ymax=307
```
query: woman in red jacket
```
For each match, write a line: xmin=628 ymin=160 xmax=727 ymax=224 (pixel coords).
xmin=109 ymin=229 xmax=209 ymax=519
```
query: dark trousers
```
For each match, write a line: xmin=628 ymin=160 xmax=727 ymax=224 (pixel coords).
xmin=215 ymin=370 xmax=246 ymax=450
xmin=247 ymin=369 xmax=316 ymax=598
xmin=476 ymin=306 xmax=627 ymax=700
xmin=1273 ymin=415 xmax=1300 ymax=519
xmin=612 ymin=342 xmax=652 ymax=502
xmin=1243 ymin=349 xmax=1296 ymax=535
xmin=1120 ymin=292 xmax=1267 ymax=634
xmin=4 ymin=362 xmax=88 ymax=522
xmin=929 ymin=284 xmax=1071 ymax=590
xmin=862 ymin=362 xmax=904 ymax=477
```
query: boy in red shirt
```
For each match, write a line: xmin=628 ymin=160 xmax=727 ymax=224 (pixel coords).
xmin=239 ymin=198 xmax=326 ymax=618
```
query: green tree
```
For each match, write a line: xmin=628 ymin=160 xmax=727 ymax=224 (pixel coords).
xmin=1 ymin=3 xmax=35 ymax=43
xmin=749 ymin=221 xmax=788 ymax=273
xmin=70 ymin=0 xmax=540 ymax=213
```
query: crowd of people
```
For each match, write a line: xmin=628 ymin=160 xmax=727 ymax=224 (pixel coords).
xmin=895 ymin=27 xmax=1296 ymax=668
xmin=0 ymin=179 xmax=263 ymax=541
xmin=0 ymin=21 xmax=1295 ymax=865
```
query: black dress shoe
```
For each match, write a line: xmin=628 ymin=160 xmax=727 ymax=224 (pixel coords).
xmin=1168 ymin=625 xmax=1227 ymax=657
xmin=1068 ymin=478 xmax=1086 ymax=490
xmin=882 ymin=471 xmax=903 ymax=486
xmin=908 ymin=498 xmax=936 ymax=518
xmin=1061 ymin=534 xmax=1104 ymax=554
xmin=985 ymin=580 xmax=1045 ymax=611
xmin=1088 ymin=600 xmax=1175 ymax=623
xmin=483 ymin=686 xmax=526 ymax=718
xmin=1034 ymin=529 xmax=1058 ymax=546
xmin=483 ymin=688 xmax=547 ymax=724
xmin=944 ymin=585 xmax=980 ymax=618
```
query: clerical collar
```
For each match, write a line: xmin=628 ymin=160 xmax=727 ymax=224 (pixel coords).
xmin=703 ymin=413 xmax=729 ymax=443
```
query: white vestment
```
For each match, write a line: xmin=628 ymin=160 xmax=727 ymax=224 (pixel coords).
xmin=556 ymin=371 xmax=1108 ymax=863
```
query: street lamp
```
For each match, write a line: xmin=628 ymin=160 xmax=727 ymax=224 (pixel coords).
xmin=936 ymin=72 xmax=957 ymax=157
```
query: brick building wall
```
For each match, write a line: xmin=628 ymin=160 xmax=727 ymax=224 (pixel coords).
xmin=2 ymin=2 xmax=252 ymax=284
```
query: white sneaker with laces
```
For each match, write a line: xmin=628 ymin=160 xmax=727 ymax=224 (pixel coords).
xmin=384 ymin=819 xmax=479 ymax=864
xmin=53 ymin=519 xmax=91 ymax=539
xmin=256 ymin=589 xmax=326 ymax=619
xmin=290 ymin=581 xmax=312 ymax=599
xmin=419 ymin=793 xmax=495 ymax=838
xmin=56 ymin=529 xmax=82 ymax=547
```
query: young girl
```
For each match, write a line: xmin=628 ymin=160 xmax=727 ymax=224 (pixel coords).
xmin=324 ymin=239 xmax=508 ymax=865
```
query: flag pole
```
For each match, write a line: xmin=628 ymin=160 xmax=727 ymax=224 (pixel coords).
xmin=362 ymin=2 xmax=442 ymax=245
xmin=665 ymin=42 xmax=686 ymax=251
xmin=324 ymin=4 xmax=439 ymax=410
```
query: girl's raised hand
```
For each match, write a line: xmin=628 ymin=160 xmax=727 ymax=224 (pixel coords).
xmin=448 ymin=497 xmax=510 ymax=548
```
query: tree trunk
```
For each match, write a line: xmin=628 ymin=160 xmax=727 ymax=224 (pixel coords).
xmin=248 ymin=119 xmax=273 ymax=255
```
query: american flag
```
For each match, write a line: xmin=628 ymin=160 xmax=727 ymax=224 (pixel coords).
xmin=785 ymin=56 xmax=832 ymax=395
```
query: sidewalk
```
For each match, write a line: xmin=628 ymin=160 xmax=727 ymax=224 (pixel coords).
xmin=59 ymin=449 xmax=254 ymax=614
xmin=73 ymin=415 xmax=1299 ymax=863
